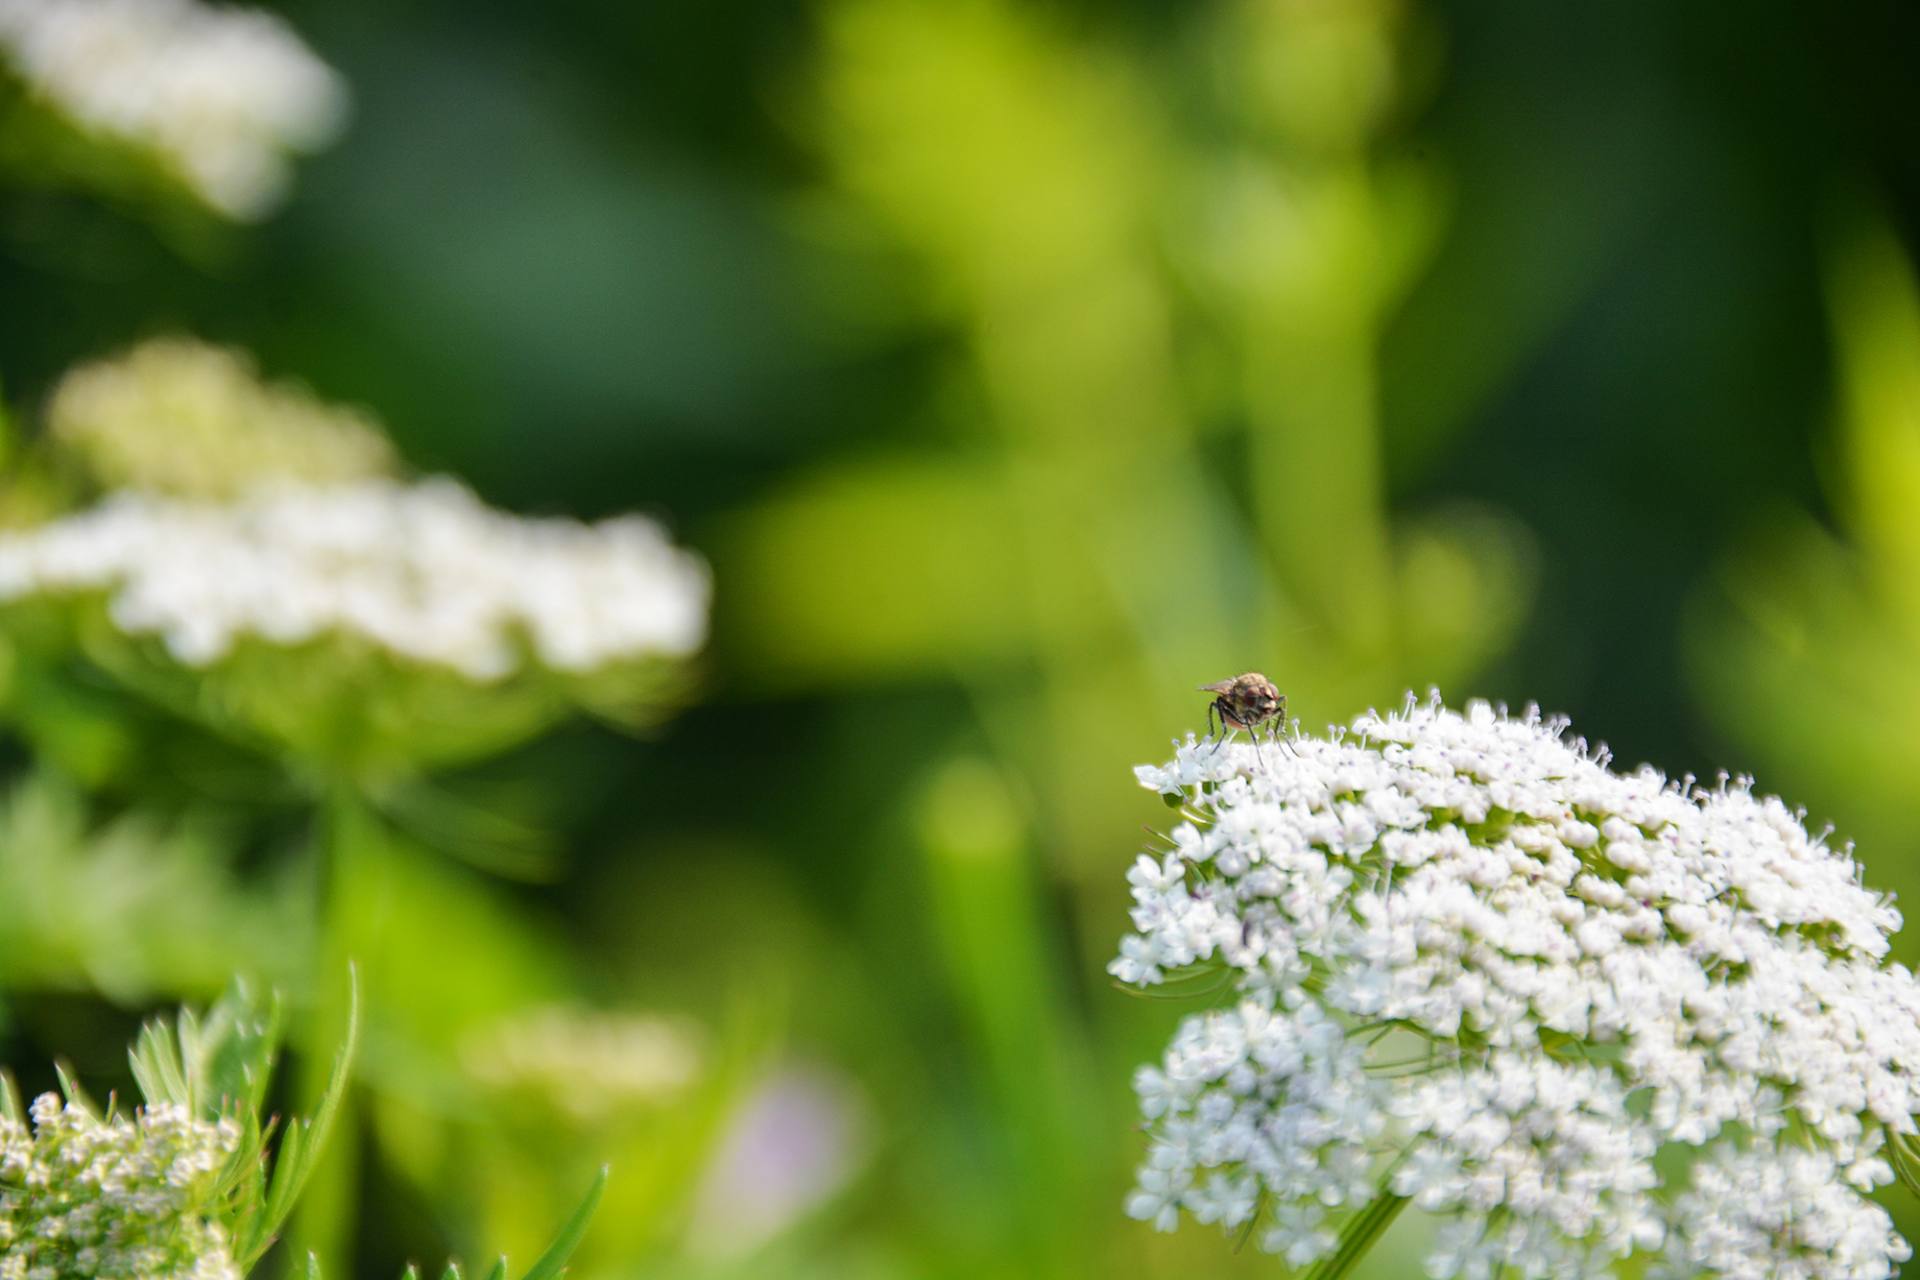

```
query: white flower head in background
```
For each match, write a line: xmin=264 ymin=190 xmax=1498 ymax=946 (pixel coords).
xmin=49 ymin=336 xmax=396 ymax=498
xmin=0 ymin=0 xmax=346 ymax=218
xmin=0 ymin=1093 xmax=240 ymax=1280
xmin=1115 ymin=692 xmax=1920 ymax=1280
xmin=463 ymin=1005 xmax=703 ymax=1124
xmin=0 ymin=338 xmax=708 ymax=775
xmin=0 ymin=477 xmax=709 ymax=681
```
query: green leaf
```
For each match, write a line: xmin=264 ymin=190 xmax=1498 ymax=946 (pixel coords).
xmin=129 ymin=1014 xmax=190 ymax=1109
xmin=233 ymin=970 xmax=362 ymax=1268
xmin=130 ymin=980 xmax=282 ymax=1121
xmin=53 ymin=1059 xmax=100 ymax=1118
xmin=0 ymin=773 xmax=305 ymax=1005
xmin=713 ymin=457 xmax=1026 ymax=688
xmin=517 ymin=1165 xmax=608 ymax=1280
xmin=199 ymin=981 xmax=284 ymax=1116
xmin=374 ymin=779 xmax=559 ymax=882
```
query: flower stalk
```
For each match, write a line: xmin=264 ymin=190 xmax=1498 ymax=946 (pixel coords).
xmin=1301 ymin=1185 xmax=1409 ymax=1280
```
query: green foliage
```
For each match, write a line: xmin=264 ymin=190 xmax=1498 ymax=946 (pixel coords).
xmin=127 ymin=976 xmax=359 ymax=1269
xmin=128 ymin=979 xmax=281 ymax=1121
xmin=0 ymin=772 xmax=304 ymax=1001
xmin=1690 ymin=200 xmax=1920 ymax=926
xmin=5 ymin=0 xmax=1919 ymax=1277
xmin=720 ymin=0 xmax=1536 ymax=908
xmin=4 ymin=981 xmax=605 ymax=1280
xmin=518 ymin=1168 xmax=608 ymax=1280
xmin=356 ymin=1167 xmax=606 ymax=1280
xmin=0 ymin=71 xmax=232 ymax=239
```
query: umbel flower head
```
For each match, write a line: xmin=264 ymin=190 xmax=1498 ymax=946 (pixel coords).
xmin=0 ymin=478 xmax=707 ymax=677
xmin=0 ymin=1092 xmax=240 ymax=1280
xmin=462 ymin=1005 xmax=703 ymax=1124
xmin=47 ymin=337 xmax=396 ymax=499
xmin=0 ymin=0 xmax=346 ymax=219
xmin=1114 ymin=692 xmax=1920 ymax=1280
xmin=0 ymin=477 xmax=710 ymax=773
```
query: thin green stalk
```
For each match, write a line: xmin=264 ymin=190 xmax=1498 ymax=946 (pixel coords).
xmin=1891 ymin=1130 xmax=1920 ymax=1200
xmin=1301 ymin=1177 xmax=1410 ymax=1280
xmin=287 ymin=781 xmax=376 ymax=1276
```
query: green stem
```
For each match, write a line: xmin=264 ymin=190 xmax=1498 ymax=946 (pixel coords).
xmin=1892 ymin=1129 xmax=1920 ymax=1200
xmin=287 ymin=781 xmax=374 ymax=1276
xmin=1301 ymin=1183 xmax=1411 ymax=1280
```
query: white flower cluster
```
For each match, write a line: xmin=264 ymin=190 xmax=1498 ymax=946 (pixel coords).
xmin=1115 ymin=692 xmax=1920 ymax=1280
xmin=463 ymin=1006 xmax=702 ymax=1123
xmin=0 ymin=478 xmax=710 ymax=680
xmin=49 ymin=337 xmax=396 ymax=499
xmin=0 ymin=0 xmax=345 ymax=218
xmin=0 ymin=1093 xmax=239 ymax=1280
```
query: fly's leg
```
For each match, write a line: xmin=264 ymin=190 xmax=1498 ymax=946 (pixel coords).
xmin=1265 ymin=694 xmax=1295 ymax=761
xmin=1207 ymin=700 xmax=1232 ymax=757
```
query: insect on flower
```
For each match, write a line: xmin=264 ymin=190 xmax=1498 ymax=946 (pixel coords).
xmin=1116 ymin=693 xmax=1920 ymax=1280
xmin=1199 ymin=673 xmax=1287 ymax=764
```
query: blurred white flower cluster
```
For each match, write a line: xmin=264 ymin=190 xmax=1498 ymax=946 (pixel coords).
xmin=0 ymin=0 xmax=345 ymax=218
xmin=463 ymin=1006 xmax=702 ymax=1123
xmin=0 ymin=477 xmax=710 ymax=681
xmin=1115 ymin=693 xmax=1920 ymax=1280
xmin=49 ymin=338 xmax=395 ymax=499
xmin=0 ymin=1092 xmax=239 ymax=1280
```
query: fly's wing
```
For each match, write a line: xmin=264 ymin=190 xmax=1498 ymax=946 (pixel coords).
xmin=1198 ymin=679 xmax=1235 ymax=694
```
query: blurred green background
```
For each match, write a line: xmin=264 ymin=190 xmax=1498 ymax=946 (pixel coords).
xmin=5 ymin=0 xmax=1920 ymax=1276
